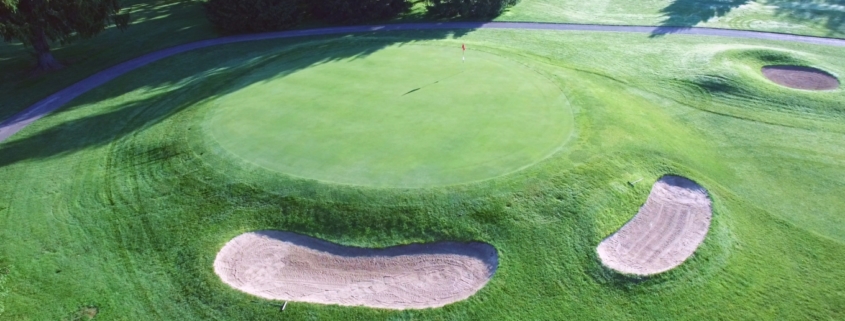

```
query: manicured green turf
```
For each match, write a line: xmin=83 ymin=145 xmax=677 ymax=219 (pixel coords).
xmin=205 ymin=45 xmax=572 ymax=187
xmin=1 ymin=29 xmax=845 ymax=320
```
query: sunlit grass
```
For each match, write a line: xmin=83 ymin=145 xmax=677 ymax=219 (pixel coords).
xmin=2 ymin=0 xmax=845 ymax=319
xmin=1 ymin=29 xmax=844 ymax=319
xmin=502 ymin=0 xmax=845 ymax=37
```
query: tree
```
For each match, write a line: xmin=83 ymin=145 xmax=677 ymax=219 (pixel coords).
xmin=312 ymin=0 xmax=410 ymax=24
xmin=426 ymin=0 xmax=519 ymax=18
xmin=204 ymin=0 xmax=304 ymax=34
xmin=0 ymin=0 xmax=129 ymax=72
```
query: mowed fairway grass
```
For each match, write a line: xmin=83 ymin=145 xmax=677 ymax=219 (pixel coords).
xmin=1 ymin=29 xmax=845 ymax=320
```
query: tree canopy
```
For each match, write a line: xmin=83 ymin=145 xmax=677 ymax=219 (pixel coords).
xmin=0 ymin=0 xmax=130 ymax=72
xmin=204 ymin=0 xmax=304 ymax=34
xmin=205 ymin=0 xmax=411 ymax=33
xmin=313 ymin=0 xmax=410 ymax=24
xmin=427 ymin=0 xmax=520 ymax=18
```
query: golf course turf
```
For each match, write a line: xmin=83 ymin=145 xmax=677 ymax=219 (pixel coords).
xmin=205 ymin=44 xmax=572 ymax=187
xmin=2 ymin=1 xmax=845 ymax=319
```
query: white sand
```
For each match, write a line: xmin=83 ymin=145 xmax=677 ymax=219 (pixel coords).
xmin=214 ymin=231 xmax=498 ymax=309
xmin=597 ymin=175 xmax=712 ymax=275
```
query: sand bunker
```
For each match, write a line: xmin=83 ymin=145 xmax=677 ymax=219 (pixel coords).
xmin=213 ymin=231 xmax=498 ymax=309
xmin=762 ymin=65 xmax=839 ymax=90
xmin=597 ymin=175 xmax=712 ymax=275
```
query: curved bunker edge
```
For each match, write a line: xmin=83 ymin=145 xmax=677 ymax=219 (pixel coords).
xmin=214 ymin=230 xmax=498 ymax=309
xmin=762 ymin=65 xmax=839 ymax=90
xmin=596 ymin=175 xmax=712 ymax=276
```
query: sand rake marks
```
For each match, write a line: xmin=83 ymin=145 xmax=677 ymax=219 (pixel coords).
xmin=214 ymin=231 xmax=498 ymax=309
xmin=597 ymin=176 xmax=712 ymax=276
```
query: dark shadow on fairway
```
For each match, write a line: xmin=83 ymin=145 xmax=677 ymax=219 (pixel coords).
xmin=651 ymin=0 xmax=750 ymax=37
xmin=0 ymin=28 xmax=476 ymax=168
xmin=770 ymin=0 xmax=845 ymax=36
xmin=0 ymin=0 xmax=215 ymax=121
xmin=402 ymin=87 xmax=422 ymax=95
xmin=252 ymin=230 xmax=498 ymax=264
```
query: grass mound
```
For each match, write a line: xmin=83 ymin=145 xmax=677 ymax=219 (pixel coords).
xmin=653 ymin=47 xmax=845 ymax=128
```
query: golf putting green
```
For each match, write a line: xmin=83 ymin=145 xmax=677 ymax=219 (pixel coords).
xmin=204 ymin=44 xmax=573 ymax=187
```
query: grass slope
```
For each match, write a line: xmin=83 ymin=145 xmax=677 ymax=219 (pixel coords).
xmin=1 ymin=29 xmax=844 ymax=320
xmin=504 ymin=0 xmax=845 ymax=37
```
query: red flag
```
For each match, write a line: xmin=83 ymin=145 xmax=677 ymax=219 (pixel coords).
xmin=462 ymin=44 xmax=466 ymax=51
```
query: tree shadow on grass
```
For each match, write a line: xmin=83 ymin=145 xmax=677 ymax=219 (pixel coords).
xmin=0 ymin=28 xmax=475 ymax=169
xmin=651 ymin=0 xmax=751 ymax=37
xmin=769 ymin=0 xmax=845 ymax=36
xmin=0 ymin=0 xmax=215 ymax=122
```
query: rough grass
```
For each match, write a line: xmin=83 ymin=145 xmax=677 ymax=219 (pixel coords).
xmin=1 ymin=28 xmax=844 ymax=320
xmin=0 ymin=263 xmax=7 ymax=316
xmin=503 ymin=0 xmax=845 ymax=38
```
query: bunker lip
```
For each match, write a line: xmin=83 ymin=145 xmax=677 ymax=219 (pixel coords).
xmin=762 ymin=65 xmax=839 ymax=90
xmin=214 ymin=231 xmax=498 ymax=309
xmin=596 ymin=175 xmax=712 ymax=276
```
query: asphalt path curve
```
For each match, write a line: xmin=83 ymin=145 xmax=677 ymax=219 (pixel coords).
xmin=3 ymin=22 xmax=845 ymax=143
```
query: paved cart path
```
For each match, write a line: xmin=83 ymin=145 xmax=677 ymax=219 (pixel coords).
xmin=3 ymin=22 xmax=845 ymax=143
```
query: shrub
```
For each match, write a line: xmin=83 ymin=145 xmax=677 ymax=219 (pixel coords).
xmin=312 ymin=0 xmax=410 ymax=24
xmin=205 ymin=0 xmax=304 ymax=33
xmin=426 ymin=0 xmax=519 ymax=18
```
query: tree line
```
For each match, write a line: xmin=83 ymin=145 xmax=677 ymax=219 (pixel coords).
xmin=0 ymin=0 xmax=520 ymax=72
xmin=205 ymin=0 xmax=521 ymax=33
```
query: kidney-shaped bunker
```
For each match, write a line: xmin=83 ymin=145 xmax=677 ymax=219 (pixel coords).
xmin=214 ymin=231 xmax=498 ymax=309
xmin=597 ymin=176 xmax=712 ymax=275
